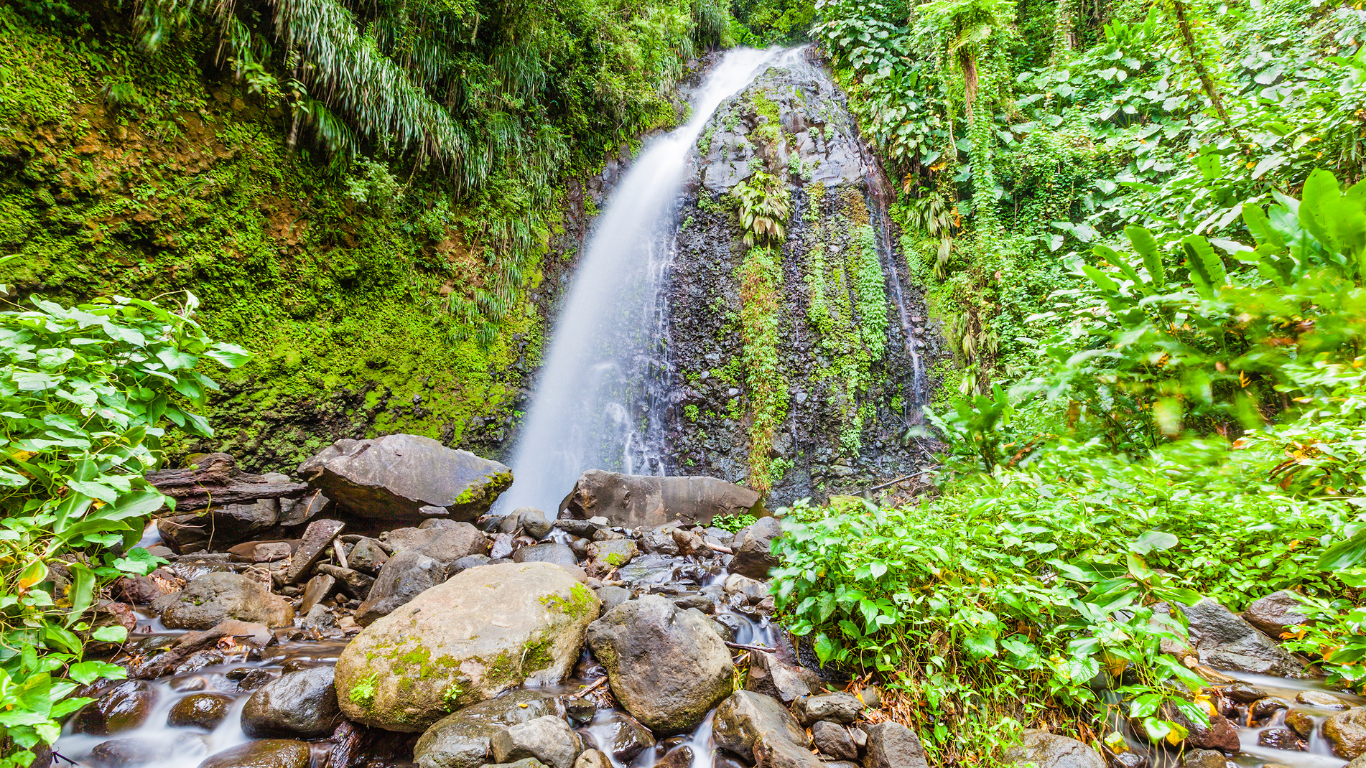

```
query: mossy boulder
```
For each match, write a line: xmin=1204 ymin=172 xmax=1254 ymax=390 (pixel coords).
xmin=299 ymin=435 xmax=512 ymax=522
xmin=335 ymin=562 xmax=600 ymax=732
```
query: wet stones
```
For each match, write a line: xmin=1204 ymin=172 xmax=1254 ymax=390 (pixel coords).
xmin=89 ymin=738 xmax=161 ymax=768
xmin=1180 ymin=751 xmax=1226 ymax=768
xmin=560 ymin=471 xmax=760 ymax=528
xmin=353 ymin=550 xmax=446 ymax=626
xmin=586 ymin=539 xmax=637 ymax=573
xmin=862 ymin=721 xmax=930 ymax=768
xmin=153 ymin=572 xmax=294 ymax=630
xmin=241 ymin=667 xmax=341 ymax=738
xmin=167 ymin=693 xmax=234 ymax=730
xmin=712 ymin=690 xmax=816 ymax=768
xmin=283 ymin=519 xmax=345 ymax=584
xmin=197 ymin=739 xmax=312 ymax=768
xmin=413 ymin=689 xmax=563 ymax=768
xmin=1298 ymin=690 xmax=1350 ymax=709
xmin=592 ymin=712 xmax=656 ymax=761
xmin=513 ymin=542 xmax=579 ymax=569
xmin=792 ymin=692 xmax=862 ymax=726
xmin=337 ymin=562 xmax=599 ymax=732
xmin=729 ymin=517 xmax=782 ymax=579
xmin=1258 ymin=725 xmax=1307 ymax=750
xmin=73 ymin=681 xmax=157 ymax=735
xmin=811 ymin=721 xmax=858 ymax=760
xmin=1326 ymin=707 xmax=1366 ymax=759
xmin=298 ymin=434 xmax=512 ymax=521
xmin=1242 ymin=590 xmax=1310 ymax=638
xmin=1178 ymin=599 xmax=1306 ymax=677
xmin=490 ymin=715 xmax=583 ymax=768
xmin=585 ymin=595 xmax=734 ymax=734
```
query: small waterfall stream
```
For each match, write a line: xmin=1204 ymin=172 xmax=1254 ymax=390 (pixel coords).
xmin=498 ymin=48 xmax=794 ymax=513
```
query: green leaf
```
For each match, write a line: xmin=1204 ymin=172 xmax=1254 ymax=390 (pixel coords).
xmin=1082 ymin=265 xmax=1119 ymax=293
xmin=1130 ymin=530 xmax=1178 ymax=554
xmin=1319 ymin=529 xmax=1366 ymax=571
xmin=91 ymin=626 xmax=128 ymax=643
xmin=1125 ymin=226 xmax=1164 ymax=288
xmin=1182 ymin=235 xmax=1226 ymax=295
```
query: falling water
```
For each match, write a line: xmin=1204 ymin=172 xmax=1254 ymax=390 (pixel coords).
xmin=499 ymin=47 xmax=791 ymax=513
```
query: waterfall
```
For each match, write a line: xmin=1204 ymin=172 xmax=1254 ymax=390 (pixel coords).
xmin=498 ymin=47 xmax=791 ymax=513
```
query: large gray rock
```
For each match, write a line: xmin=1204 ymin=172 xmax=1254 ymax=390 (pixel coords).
xmin=513 ymin=542 xmax=579 ymax=568
xmin=240 ymin=667 xmax=340 ymax=738
xmin=413 ymin=689 xmax=563 ymax=768
xmin=730 ymin=516 xmax=782 ymax=579
xmin=73 ymin=682 xmax=156 ymax=735
xmin=585 ymin=595 xmax=734 ymax=733
xmin=792 ymin=692 xmax=862 ymax=726
xmin=490 ymin=716 xmax=582 ymax=768
xmin=560 ymin=471 xmax=761 ymax=529
xmin=355 ymin=524 xmax=493 ymax=624
xmin=1180 ymin=599 xmax=1305 ymax=677
xmin=1004 ymin=730 xmax=1105 ymax=768
xmin=1242 ymin=590 xmax=1310 ymax=638
xmin=745 ymin=650 xmax=819 ymax=703
xmin=863 ymin=721 xmax=929 ymax=768
xmin=153 ymin=573 xmax=294 ymax=630
xmin=299 ymin=434 xmax=512 ymax=521
xmin=167 ymin=693 xmax=233 ymax=730
xmin=811 ymin=721 xmax=858 ymax=760
xmin=197 ymin=740 xmax=311 ymax=768
xmin=588 ymin=712 xmax=655 ymax=761
xmin=712 ymin=690 xmax=818 ymax=768
xmin=336 ymin=562 xmax=599 ymax=732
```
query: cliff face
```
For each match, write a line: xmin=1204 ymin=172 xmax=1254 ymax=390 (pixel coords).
xmin=660 ymin=52 xmax=949 ymax=504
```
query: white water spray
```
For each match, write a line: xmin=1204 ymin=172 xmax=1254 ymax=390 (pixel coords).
xmin=499 ymin=47 xmax=793 ymax=513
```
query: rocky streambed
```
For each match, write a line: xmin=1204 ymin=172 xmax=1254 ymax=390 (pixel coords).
xmin=48 ymin=434 xmax=1366 ymax=768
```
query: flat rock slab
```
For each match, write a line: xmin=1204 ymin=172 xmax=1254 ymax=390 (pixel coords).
xmin=299 ymin=434 xmax=512 ymax=521
xmin=285 ymin=519 xmax=345 ymax=584
xmin=559 ymin=471 xmax=760 ymax=529
xmin=336 ymin=562 xmax=599 ymax=732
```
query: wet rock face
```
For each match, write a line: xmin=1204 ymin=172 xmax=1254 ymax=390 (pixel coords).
xmin=862 ymin=721 xmax=929 ymax=768
xmin=153 ymin=572 xmax=295 ymax=630
xmin=586 ymin=594 xmax=734 ymax=734
xmin=196 ymin=739 xmax=312 ymax=768
xmin=730 ymin=517 xmax=782 ymax=580
xmin=298 ymin=434 xmax=512 ymax=521
xmin=489 ymin=715 xmax=582 ymax=768
xmin=74 ymin=682 xmax=157 ymax=736
xmin=559 ymin=471 xmax=761 ymax=528
xmin=712 ymin=690 xmax=815 ymax=767
xmin=1242 ymin=590 xmax=1310 ymax=637
xmin=240 ymin=667 xmax=341 ymax=738
xmin=1327 ymin=707 xmax=1366 ymax=759
xmin=167 ymin=693 xmax=234 ymax=730
xmin=336 ymin=562 xmax=600 ymax=732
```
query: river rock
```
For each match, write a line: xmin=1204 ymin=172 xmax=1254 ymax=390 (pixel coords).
xmin=1258 ymin=725 xmax=1307 ymax=750
xmin=418 ymin=524 xmax=493 ymax=563
xmin=730 ymin=516 xmax=781 ymax=579
xmin=241 ymin=667 xmax=340 ymax=737
xmin=413 ymin=689 xmax=563 ymax=768
xmin=167 ymin=693 xmax=233 ymax=730
xmin=591 ymin=712 xmax=656 ymax=761
xmin=745 ymin=650 xmax=818 ymax=703
xmin=593 ymin=586 xmax=631 ymax=614
xmin=114 ymin=575 xmax=171 ymax=605
xmin=490 ymin=715 xmax=582 ymax=768
xmin=153 ymin=573 xmax=293 ymax=630
xmin=197 ymin=740 xmax=311 ymax=768
xmin=573 ymin=751 xmax=610 ymax=768
xmin=90 ymin=738 xmax=160 ymax=768
xmin=299 ymin=435 xmax=512 ymax=521
xmin=1298 ymin=690 xmax=1349 ymax=709
xmin=513 ymin=542 xmax=579 ymax=568
xmin=1326 ymin=707 xmax=1366 ymax=759
xmin=354 ymin=550 xmax=447 ymax=625
xmin=587 ymin=539 xmax=638 ymax=572
xmin=585 ymin=594 xmax=733 ymax=733
xmin=336 ymin=562 xmax=599 ymax=731
xmin=74 ymin=681 xmax=156 ymax=735
xmin=316 ymin=564 xmax=375 ymax=599
xmin=301 ymin=604 xmax=335 ymax=630
xmin=1242 ymin=590 xmax=1309 ymax=637
xmin=792 ymin=692 xmax=862 ymax=726
xmin=349 ymin=537 xmax=390 ymax=574
xmin=1178 ymin=599 xmax=1306 ymax=677
xmin=812 ymin=721 xmax=858 ymax=760
xmin=1181 ymin=751 xmax=1226 ymax=768
xmin=1004 ymin=730 xmax=1104 ymax=768
xmin=514 ymin=508 xmax=553 ymax=539
xmin=300 ymin=573 xmax=336 ymax=614
xmin=560 ymin=471 xmax=761 ymax=528
xmin=863 ymin=721 xmax=929 ymax=768
xmin=639 ymin=526 xmax=680 ymax=556
xmin=1166 ymin=704 xmax=1240 ymax=752
xmin=712 ymin=690 xmax=817 ymax=768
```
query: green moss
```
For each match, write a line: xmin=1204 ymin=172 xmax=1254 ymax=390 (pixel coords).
xmin=349 ymin=673 xmax=379 ymax=709
xmin=540 ymin=582 xmax=598 ymax=621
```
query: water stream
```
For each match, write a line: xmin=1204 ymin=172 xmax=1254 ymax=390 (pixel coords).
xmin=497 ymin=47 xmax=795 ymax=514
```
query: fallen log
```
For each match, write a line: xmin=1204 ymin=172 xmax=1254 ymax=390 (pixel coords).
xmin=145 ymin=453 xmax=307 ymax=512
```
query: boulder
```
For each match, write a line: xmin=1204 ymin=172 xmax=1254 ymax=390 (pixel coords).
xmin=73 ymin=681 xmax=156 ymax=735
xmin=1285 ymin=708 xmax=1315 ymax=738
xmin=1181 ymin=751 xmax=1226 ymax=768
xmin=730 ymin=517 xmax=782 ymax=579
xmin=588 ymin=712 xmax=655 ymax=761
xmin=1178 ymin=599 xmax=1306 ymax=677
xmin=863 ymin=722 xmax=929 ymax=768
xmin=418 ymin=524 xmax=493 ymax=563
xmin=812 ymin=721 xmax=858 ymax=760
xmin=413 ymin=689 xmax=563 ymax=768
xmin=241 ymin=667 xmax=341 ymax=738
xmin=299 ymin=574 xmax=336 ymax=614
xmin=792 ymin=692 xmax=862 ymax=726
xmin=585 ymin=595 xmax=734 ymax=733
xmin=299 ymin=435 xmax=512 ymax=521
xmin=560 ymin=471 xmax=761 ymax=528
xmin=90 ymin=738 xmax=160 ymax=768
xmin=593 ymin=586 xmax=631 ymax=614
xmin=349 ymin=538 xmax=391 ymax=574
xmin=336 ymin=562 xmax=600 ymax=732
xmin=573 ymin=751 xmax=611 ymax=768
xmin=197 ymin=740 xmax=311 ymax=768
xmin=1298 ymin=690 xmax=1349 ymax=709
xmin=283 ymin=519 xmax=346 ymax=584
xmin=167 ymin=693 xmax=234 ymax=730
xmin=316 ymin=564 xmax=375 ymax=599
xmin=1326 ymin=707 xmax=1366 ymax=759
xmin=587 ymin=540 xmax=638 ymax=572
xmin=354 ymin=550 xmax=448 ymax=626
xmin=1164 ymin=704 xmax=1240 ymax=753
xmin=301 ymin=604 xmax=335 ymax=630
xmin=153 ymin=573 xmax=294 ymax=630
xmin=113 ymin=575 xmax=171 ymax=605
xmin=1004 ymin=730 xmax=1105 ymax=768
xmin=1242 ymin=590 xmax=1309 ymax=638
xmin=513 ymin=542 xmax=579 ymax=568
xmin=490 ymin=716 xmax=583 ymax=768
xmin=514 ymin=508 xmax=553 ymax=539
xmin=712 ymin=690 xmax=818 ymax=768
xmin=1258 ymin=725 xmax=1306 ymax=750
xmin=745 ymin=650 xmax=818 ymax=703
